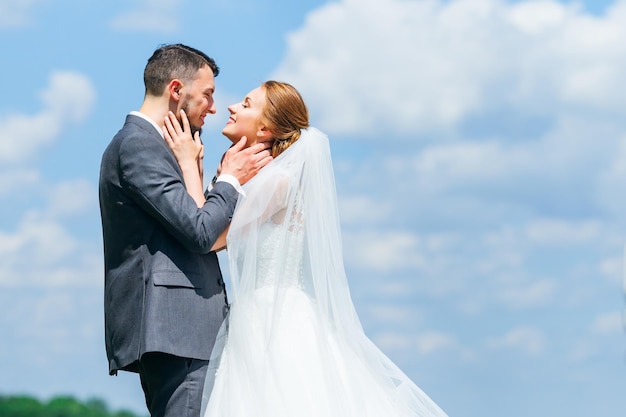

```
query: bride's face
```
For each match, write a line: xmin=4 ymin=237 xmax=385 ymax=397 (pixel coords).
xmin=222 ymin=86 xmax=273 ymax=147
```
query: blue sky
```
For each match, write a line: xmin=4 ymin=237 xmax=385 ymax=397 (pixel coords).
xmin=1 ymin=0 xmax=625 ymax=416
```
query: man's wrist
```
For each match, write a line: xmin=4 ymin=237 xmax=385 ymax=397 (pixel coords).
xmin=215 ymin=174 xmax=245 ymax=195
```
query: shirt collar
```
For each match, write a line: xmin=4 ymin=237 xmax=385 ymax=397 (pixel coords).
xmin=130 ymin=111 xmax=164 ymax=138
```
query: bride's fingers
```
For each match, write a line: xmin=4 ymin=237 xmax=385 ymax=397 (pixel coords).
xmin=166 ymin=111 xmax=184 ymax=137
xmin=180 ymin=109 xmax=191 ymax=137
xmin=163 ymin=113 xmax=176 ymax=139
xmin=162 ymin=121 xmax=174 ymax=145
xmin=193 ymin=131 xmax=202 ymax=146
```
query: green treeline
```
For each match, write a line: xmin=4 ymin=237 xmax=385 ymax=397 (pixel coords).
xmin=0 ymin=395 xmax=145 ymax=417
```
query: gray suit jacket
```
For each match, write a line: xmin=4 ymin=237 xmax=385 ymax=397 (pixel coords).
xmin=99 ymin=114 xmax=237 ymax=375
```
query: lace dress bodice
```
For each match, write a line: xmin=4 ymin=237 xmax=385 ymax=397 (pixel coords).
xmin=256 ymin=219 xmax=305 ymax=289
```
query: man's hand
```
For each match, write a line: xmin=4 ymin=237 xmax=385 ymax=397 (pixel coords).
xmin=220 ymin=137 xmax=273 ymax=185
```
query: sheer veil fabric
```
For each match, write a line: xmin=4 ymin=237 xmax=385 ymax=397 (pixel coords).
xmin=201 ymin=128 xmax=448 ymax=417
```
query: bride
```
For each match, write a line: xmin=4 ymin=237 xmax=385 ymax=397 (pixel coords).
xmin=163 ymin=80 xmax=449 ymax=417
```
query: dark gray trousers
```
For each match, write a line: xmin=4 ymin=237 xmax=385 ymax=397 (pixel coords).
xmin=138 ymin=352 xmax=209 ymax=417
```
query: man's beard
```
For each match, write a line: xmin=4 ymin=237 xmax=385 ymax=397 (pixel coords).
xmin=180 ymin=102 xmax=203 ymax=137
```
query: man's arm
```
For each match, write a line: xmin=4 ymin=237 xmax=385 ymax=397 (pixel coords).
xmin=119 ymin=128 xmax=236 ymax=254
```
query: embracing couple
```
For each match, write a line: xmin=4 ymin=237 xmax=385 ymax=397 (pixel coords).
xmin=99 ymin=43 xmax=449 ymax=417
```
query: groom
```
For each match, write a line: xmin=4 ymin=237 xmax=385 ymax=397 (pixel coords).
xmin=99 ymin=44 xmax=271 ymax=417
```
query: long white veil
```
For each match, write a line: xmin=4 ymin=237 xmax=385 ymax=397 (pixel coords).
xmin=202 ymin=127 xmax=448 ymax=417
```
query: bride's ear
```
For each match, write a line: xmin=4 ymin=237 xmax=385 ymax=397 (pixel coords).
xmin=257 ymin=125 xmax=273 ymax=141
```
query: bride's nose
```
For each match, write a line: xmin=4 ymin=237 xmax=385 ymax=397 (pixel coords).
xmin=227 ymin=104 xmax=236 ymax=114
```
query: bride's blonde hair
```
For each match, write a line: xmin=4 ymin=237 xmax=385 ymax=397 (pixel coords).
xmin=261 ymin=81 xmax=309 ymax=157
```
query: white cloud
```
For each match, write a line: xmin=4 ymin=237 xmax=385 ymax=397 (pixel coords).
xmin=598 ymin=254 xmax=624 ymax=286
xmin=415 ymin=331 xmax=458 ymax=354
xmin=487 ymin=326 xmax=545 ymax=355
xmin=525 ymin=219 xmax=601 ymax=246
xmin=273 ymin=0 xmax=626 ymax=137
xmin=589 ymin=311 xmax=624 ymax=335
xmin=374 ymin=331 xmax=413 ymax=351
xmin=506 ymin=0 xmax=568 ymax=34
xmin=46 ymin=179 xmax=98 ymax=218
xmin=0 ymin=211 xmax=101 ymax=288
xmin=567 ymin=310 xmax=625 ymax=361
xmin=374 ymin=329 xmax=458 ymax=356
xmin=0 ymin=169 xmax=40 ymax=196
xmin=4 ymin=290 xmax=104 ymax=364
xmin=498 ymin=280 xmax=557 ymax=309
xmin=377 ymin=114 xmax=615 ymax=208
xmin=0 ymin=0 xmax=47 ymax=28
xmin=41 ymin=72 xmax=96 ymax=123
xmin=366 ymin=304 xmax=418 ymax=324
xmin=0 ymin=214 xmax=77 ymax=266
xmin=0 ymin=79 xmax=100 ymax=288
xmin=339 ymin=195 xmax=393 ymax=225
xmin=0 ymin=71 xmax=96 ymax=165
xmin=343 ymin=229 xmax=425 ymax=271
xmin=401 ymin=140 xmax=531 ymax=192
xmin=596 ymin=135 xmax=626 ymax=215
xmin=16 ymin=292 xmax=76 ymax=355
xmin=110 ymin=0 xmax=181 ymax=33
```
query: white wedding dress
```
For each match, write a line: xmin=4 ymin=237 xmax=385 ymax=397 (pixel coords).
xmin=201 ymin=128 xmax=448 ymax=417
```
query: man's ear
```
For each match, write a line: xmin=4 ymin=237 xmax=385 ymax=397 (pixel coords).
xmin=168 ymin=80 xmax=183 ymax=101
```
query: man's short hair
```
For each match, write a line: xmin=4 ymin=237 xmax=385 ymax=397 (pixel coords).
xmin=144 ymin=43 xmax=219 ymax=96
